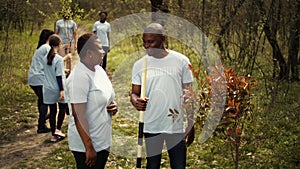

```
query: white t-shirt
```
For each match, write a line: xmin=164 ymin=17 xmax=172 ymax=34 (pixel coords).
xmin=28 ymin=44 xmax=51 ymax=86
xmin=132 ymin=50 xmax=194 ymax=133
xmin=66 ymin=62 xmax=115 ymax=152
xmin=43 ymin=54 xmax=67 ymax=104
xmin=93 ymin=21 xmax=110 ymax=47
xmin=55 ymin=19 xmax=77 ymax=44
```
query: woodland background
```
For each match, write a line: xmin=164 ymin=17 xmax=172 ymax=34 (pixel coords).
xmin=0 ymin=0 xmax=299 ymax=168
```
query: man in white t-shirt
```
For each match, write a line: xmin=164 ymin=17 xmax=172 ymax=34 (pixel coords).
xmin=93 ymin=11 xmax=111 ymax=71
xmin=131 ymin=23 xmax=195 ymax=169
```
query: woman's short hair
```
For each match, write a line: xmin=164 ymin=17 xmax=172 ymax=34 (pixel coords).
xmin=77 ymin=33 xmax=99 ymax=58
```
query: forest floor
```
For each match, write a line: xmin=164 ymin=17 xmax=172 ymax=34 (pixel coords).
xmin=0 ymin=26 xmax=90 ymax=169
xmin=0 ymin=113 xmax=69 ymax=169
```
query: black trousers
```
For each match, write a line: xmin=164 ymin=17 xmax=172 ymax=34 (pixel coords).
xmin=101 ymin=46 xmax=109 ymax=71
xmin=30 ymin=85 xmax=48 ymax=130
xmin=72 ymin=149 xmax=109 ymax=169
xmin=144 ymin=133 xmax=186 ymax=169
xmin=48 ymin=102 xmax=67 ymax=135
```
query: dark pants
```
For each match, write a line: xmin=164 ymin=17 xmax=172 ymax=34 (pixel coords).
xmin=30 ymin=85 xmax=48 ymax=130
xmin=144 ymin=133 xmax=186 ymax=169
xmin=101 ymin=46 xmax=109 ymax=71
xmin=72 ymin=149 xmax=109 ymax=169
xmin=48 ymin=103 xmax=67 ymax=135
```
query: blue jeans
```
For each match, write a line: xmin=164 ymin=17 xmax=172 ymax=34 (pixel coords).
xmin=144 ymin=133 xmax=186 ymax=169
xmin=30 ymin=85 xmax=48 ymax=130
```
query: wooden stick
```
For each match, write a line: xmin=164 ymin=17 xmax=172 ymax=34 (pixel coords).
xmin=136 ymin=57 xmax=147 ymax=168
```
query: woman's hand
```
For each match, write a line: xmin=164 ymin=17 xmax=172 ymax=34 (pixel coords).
xmin=107 ymin=100 xmax=118 ymax=116
xmin=85 ymin=146 xmax=97 ymax=167
xmin=59 ymin=91 xmax=64 ymax=101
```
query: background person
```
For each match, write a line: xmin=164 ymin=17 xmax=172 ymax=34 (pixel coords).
xmin=28 ymin=29 xmax=54 ymax=134
xmin=93 ymin=11 xmax=111 ymax=71
xmin=66 ymin=33 xmax=118 ymax=169
xmin=43 ymin=35 xmax=68 ymax=142
xmin=131 ymin=23 xmax=195 ymax=169
xmin=55 ymin=11 xmax=78 ymax=75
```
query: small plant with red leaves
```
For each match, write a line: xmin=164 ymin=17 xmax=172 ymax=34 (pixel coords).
xmin=189 ymin=63 xmax=258 ymax=169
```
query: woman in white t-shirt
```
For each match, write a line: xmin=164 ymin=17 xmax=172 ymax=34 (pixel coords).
xmin=43 ymin=34 xmax=68 ymax=142
xmin=66 ymin=33 xmax=117 ymax=169
xmin=28 ymin=29 xmax=54 ymax=134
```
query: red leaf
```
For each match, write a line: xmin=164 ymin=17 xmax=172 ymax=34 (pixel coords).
xmin=228 ymin=113 xmax=236 ymax=117
xmin=228 ymin=129 xmax=234 ymax=136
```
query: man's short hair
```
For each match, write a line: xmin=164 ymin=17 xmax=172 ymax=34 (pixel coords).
xmin=99 ymin=11 xmax=108 ymax=16
xmin=143 ymin=23 xmax=166 ymax=36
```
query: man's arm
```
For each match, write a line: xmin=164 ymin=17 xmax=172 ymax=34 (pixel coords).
xmin=73 ymin=28 xmax=78 ymax=49
xmin=183 ymin=82 xmax=195 ymax=146
xmin=107 ymin=32 xmax=110 ymax=52
xmin=54 ymin=21 xmax=59 ymax=34
xmin=71 ymin=103 xmax=96 ymax=167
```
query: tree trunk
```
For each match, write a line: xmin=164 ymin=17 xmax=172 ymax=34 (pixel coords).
xmin=150 ymin=0 xmax=169 ymax=25
xmin=288 ymin=0 xmax=300 ymax=81
xmin=150 ymin=0 xmax=169 ymax=47
xmin=150 ymin=0 xmax=163 ymax=12
xmin=215 ymin=0 xmax=246 ymax=61
xmin=255 ymin=0 xmax=288 ymax=80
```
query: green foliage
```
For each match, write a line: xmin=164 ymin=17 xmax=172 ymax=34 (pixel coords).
xmin=0 ymin=31 xmax=38 ymax=143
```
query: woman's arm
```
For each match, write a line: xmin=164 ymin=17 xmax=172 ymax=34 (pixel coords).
xmin=56 ymin=76 xmax=64 ymax=101
xmin=71 ymin=103 xmax=96 ymax=167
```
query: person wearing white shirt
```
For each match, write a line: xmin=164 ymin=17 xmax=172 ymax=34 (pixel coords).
xmin=66 ymin=33 xmax=117 ymax=169
xmin=28 ymin=29 xmax=54 ymax=134
xmin=43 ymin=35 xmax=68 ymax=142
xmin=55 ymin=12 xmax=78 ymax=57
xmin=93 ymin=11 xmax=110 ymax=71
xmin=131 ymin=23 xmax=195 ymax=169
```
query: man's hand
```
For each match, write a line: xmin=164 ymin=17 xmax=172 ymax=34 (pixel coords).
xmin=185 ymin=125 xmax=195 ymax=147
xmin=107 ymin=101 xmax=118 ymax=116
xmin=131 ymin=97 xmax=149 ymax=111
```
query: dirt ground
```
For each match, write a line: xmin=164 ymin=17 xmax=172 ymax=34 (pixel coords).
xmin=0 ymin=26 xmax=90 ymax=169
xmin=0 ymin=116 xmax=69 ymax=169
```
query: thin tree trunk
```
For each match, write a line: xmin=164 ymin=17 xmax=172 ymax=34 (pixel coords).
xmin=150 ymin=0 xmax=163 ymax=12
xmin=288 ymin=0 xmax=300 ymax=81
xmin=255 ymin=0 xmax=288 ymax=80
xmin=215 ymin=0 xmax=246 ymax=61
